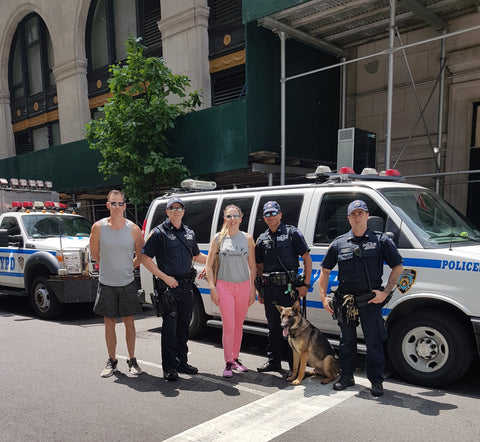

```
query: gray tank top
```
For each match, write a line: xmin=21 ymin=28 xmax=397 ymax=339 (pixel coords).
xmin=99 ymin=218 xmax=135 ymax=286
xmin=216 ymin=231 xmax=250 ymax=283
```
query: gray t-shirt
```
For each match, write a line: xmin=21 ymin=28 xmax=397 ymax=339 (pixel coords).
xmin=216 ymin=231 xmax=250 ymax=283
xmin=99 ymin=218 xmax=135 ymax=286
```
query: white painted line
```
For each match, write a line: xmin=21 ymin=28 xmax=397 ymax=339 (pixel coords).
xmin=164 ymin=376 xmax=371 ymax=442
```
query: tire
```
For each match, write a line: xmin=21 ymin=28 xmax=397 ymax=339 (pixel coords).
xmin=30 ymin=276 xmax=63 ymax=320
xmin=387 ymin=309 xmax=473 ymax=387
xmin=189 ymin=287 xmax=208 ymax=338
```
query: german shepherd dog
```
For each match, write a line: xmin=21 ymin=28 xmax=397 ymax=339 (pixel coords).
xmin=277 ymin=300 xmax=339 ymax=385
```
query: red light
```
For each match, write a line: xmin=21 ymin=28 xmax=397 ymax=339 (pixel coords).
xmin=94 ymin=263 xmax=100 ymax=271
xmin=23 ymin=201 xmax=33 ymax=208
xmin=45 ymin=201 xmax=55 ymax=208
xmin=142 ymin=219 xmax=147 ymax=237
xmin=59 ymin=203 xmax=68 ymax=209
xmin=385 ymin=169 xmax=401 ymax=176
xmin=339 ymin=166 xmax=355 ymax=174
xmin=11 ymin=201 xmax=22 ymax=208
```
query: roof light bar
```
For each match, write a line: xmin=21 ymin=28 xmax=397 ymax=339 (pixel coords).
xmin=28 ymin=179 xmax=36 ymax=189
xmin=180 ymin=179 xmax=217 ymax=191
xmin=338 ymin=166 xmax=356 ymax=174
xmin=10 ymin=178 xmax=19 ymax=188
xmin=19 ymin=179 xmax=28 ymax=188
xmin=361 ymin=168 xmax=378 ymax=175
xmin=23 ymin=201 xmax=33 ymax=208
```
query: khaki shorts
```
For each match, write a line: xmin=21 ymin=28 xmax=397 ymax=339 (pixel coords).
xmin=93 ymin=281 xmax=142 ymax=318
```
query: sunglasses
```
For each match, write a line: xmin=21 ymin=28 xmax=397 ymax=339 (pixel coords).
xmin=168 ymin=207 xmax=185 ymax=212
xmin=225 ymin=214 xmax=240 ymax=219
xmin=108 ymin=202 xmax=125 ymax=207
xmin=264 ymin=211 xmax=279 ymax=218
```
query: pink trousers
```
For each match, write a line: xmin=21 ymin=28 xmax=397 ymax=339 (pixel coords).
xmin=216 ymin=279 xmax=251 ymax=363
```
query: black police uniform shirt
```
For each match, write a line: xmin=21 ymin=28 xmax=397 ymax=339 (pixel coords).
xmin=142 ymin=219 xmax=200 ymax=277
xmin=255 ymin=223 xmax=310 ymax=272
xmin=322 ymin=228 xmax=403 ymax=295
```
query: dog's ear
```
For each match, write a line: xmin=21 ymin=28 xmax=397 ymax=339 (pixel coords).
xmin=293 ymin=300 xmax=301 ymax=311
xmin=276 ymin=305 xmax=284 ymax=313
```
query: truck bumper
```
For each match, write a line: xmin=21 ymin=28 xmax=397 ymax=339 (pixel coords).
xmin=48 ymin=276 xmax=98 ymax=303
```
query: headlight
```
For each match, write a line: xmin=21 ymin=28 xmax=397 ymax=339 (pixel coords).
xmin=58 ymin=251 xmax=82 ymax=274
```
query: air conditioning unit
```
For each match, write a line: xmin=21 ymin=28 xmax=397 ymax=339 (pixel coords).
xmin=337 ymin=127 xmax=376 ymax=172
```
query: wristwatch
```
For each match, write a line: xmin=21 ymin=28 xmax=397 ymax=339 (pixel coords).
xmin=303 ymin=283 xmax=311 ymax=288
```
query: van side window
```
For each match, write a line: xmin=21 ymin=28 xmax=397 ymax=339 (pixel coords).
xmin=149 ymin=203 xmax=167 ymax=232
xmin=313 ymin=193 xmax=386 ymax=245
xmin=253 ymin=195 xmax=304 ymax=240
xmin=182 ymin=199 xmax=217 ymax=244
xmin=216 ymin=197 xmax=254 ymax=233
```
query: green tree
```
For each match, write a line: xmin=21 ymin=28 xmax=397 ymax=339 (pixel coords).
xmin=86 ymin=35 xmax=201 ymax=204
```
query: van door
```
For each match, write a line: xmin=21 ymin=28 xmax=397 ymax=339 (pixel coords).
xmin=308 ymin=190 xmax=394 ymax=336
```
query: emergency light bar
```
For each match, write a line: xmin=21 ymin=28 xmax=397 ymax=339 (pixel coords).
xmin=23 ymin=201 xmax=34 ymax=208
xmin=19 ymin=179 xmax=28 ymax=188
xmin=28 ymin=179 xmax=36 ymax=189
xmin=0 ymin=178 xmax=8 ymax=188
xmin=307 ymin=165 xmax=403 ymax=183
xmin=180 ymin=179 xmax=217 ymax=191
xmin=10 ymin=178 xmax=19 ymax=188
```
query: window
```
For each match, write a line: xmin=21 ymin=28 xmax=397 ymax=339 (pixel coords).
xmin=8 ymin=13 xmax=58 ymax=155
xmin=208 ymin=0 xmax=245 ymax=105
xmin=216 ymin=197 xmax=254 ymax=232
xmin=183 ymin=199 xmax=217 ymax=244
xmin=313 ymin=193 xmax=385 ymax=245
xmin=86 ymin=0 xmax=162 ymax=102
xmin=253 ymin=195 xmax=304 ymax=241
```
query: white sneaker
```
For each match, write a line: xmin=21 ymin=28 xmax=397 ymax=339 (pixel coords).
xmin=101 ymin=358 xmax=118 ymax=378
xmin=127 ymin=358 xmax=143 ymax=375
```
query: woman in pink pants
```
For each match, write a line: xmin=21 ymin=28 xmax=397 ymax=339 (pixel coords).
xmin=205 ymin=205 xmax=256 ymax=377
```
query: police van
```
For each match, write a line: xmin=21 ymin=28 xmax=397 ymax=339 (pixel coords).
xmin=140 ymin=167 xmax=480 ymax=387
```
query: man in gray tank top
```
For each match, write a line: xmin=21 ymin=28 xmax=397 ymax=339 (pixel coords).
xmin=90 ymin=190 xmax=145 ymax=378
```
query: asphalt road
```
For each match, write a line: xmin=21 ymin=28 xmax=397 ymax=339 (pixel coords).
xmin=1 ymin=296 xmax=479 ymax=442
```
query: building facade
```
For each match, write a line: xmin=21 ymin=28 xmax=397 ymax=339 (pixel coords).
xmin=0 ymin=1 xmax=479 ymax=224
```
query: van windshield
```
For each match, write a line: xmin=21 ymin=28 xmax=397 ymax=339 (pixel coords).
xmin=380 ymin=188 xmax=480 ymax=248
xmin=21 ymin=214 xmax=92 ymax=238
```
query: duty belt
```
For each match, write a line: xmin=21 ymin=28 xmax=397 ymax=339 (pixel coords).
xmin=263 ymin=271 xmax=296 ymax=286
xmin=173 ymin=273 xmax=193 ymax=285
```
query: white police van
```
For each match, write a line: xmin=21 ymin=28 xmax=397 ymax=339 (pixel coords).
xmin=140 ymin=167 xmax=480 ymax=387
xmin=0 ymin=179 xmax=97 ymax=319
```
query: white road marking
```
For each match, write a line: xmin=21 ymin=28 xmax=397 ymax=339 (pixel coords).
xmin=119 ymin=355 xmax=372 ymax=441
xmin=164 ymin=376 xmax=371 ymax=441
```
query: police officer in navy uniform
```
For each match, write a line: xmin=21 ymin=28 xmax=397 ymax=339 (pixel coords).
xmin=141 ymin=197 xmax=207 ymax=381
xmin=255 ymin=201 xmax=312 ymax=373
xmin=319 ymin=200 xmax=403 ymax=396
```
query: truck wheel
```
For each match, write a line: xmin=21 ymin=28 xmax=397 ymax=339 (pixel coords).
xmin=189 ymin=287 xmax=207 ymax=339
xmin=387 ymin=309 xmax=473 ymax=387
xmin=30 ymin=276 xmax=63 ymax=320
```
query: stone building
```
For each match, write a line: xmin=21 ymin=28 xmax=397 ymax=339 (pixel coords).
xmin=0 ymin=1 xmax=479 ymax=224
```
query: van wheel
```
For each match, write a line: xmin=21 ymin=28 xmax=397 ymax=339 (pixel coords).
xmin=30 ymin=276 xmax=63 ymax=320
xmin=189 ymin=287 xmax=207 ymax=338
xmin=387 ymin=309 xmax=472 ymax=387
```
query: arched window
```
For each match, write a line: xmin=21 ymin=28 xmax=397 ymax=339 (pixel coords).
xmin=8 ymin=13 xmax=59 ymax=154
xmin=86 ymin=0 xmax=162 ymax=110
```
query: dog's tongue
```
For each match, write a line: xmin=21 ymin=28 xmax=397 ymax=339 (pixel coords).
xmin=282 ymin=327 xmax=289 ymax=337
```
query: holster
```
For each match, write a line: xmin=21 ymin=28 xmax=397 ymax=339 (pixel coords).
xmin=152 ymin=279 xmax=177 ymax=318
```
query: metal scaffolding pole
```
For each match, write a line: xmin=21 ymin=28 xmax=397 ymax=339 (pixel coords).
xmin=340 ymin=57 xmax=346 ymax=128
xmin=435 ymin=31 xmax=446 ymax=194
xmin=280 ymin=31 xmax=287 ymax=186
xmin=385 ymin=0 xmax=396 ymax=170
